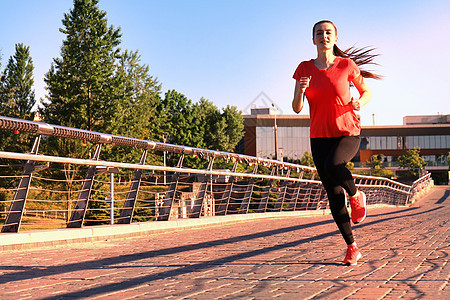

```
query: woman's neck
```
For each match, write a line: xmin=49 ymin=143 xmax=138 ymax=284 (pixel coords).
xmin=315 ymin=50 xmax=337 ymax=70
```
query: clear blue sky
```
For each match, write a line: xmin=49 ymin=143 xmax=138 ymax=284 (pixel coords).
xmin=1 ymin=0 xmax=449 ymax=125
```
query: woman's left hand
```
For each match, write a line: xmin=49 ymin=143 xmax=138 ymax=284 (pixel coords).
xmin=351 ymin=98 xmax=361 ymax=111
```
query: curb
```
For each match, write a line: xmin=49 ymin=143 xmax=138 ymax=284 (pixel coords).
xmin=0 ymin=203 xmax=410 ymax=252
xmin=0 ymin=210 xmax=331 ymax=251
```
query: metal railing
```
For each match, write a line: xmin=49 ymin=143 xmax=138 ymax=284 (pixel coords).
xmin=0 ymin=116 xmax=433 ymax=232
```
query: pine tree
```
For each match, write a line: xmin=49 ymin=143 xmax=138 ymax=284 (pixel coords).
xmin=0 ymin=43 xmax=36 ymax=153
xmin=38 ymin=0 xmax=123 ymax=223
xmin=41 ymin=0 xmax=121 ymax=133
xmin=0 ymin=43 xmax=36 ymax=120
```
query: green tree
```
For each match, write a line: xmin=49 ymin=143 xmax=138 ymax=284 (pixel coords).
xmin=160 ymin=90 xmax=204 ymax=149
xmin=447 ymin=151 xmax=450 ymax=166
xmin=368 ymin=154 xmax=385 ymax=169
xmin=38 ymin=0 xmax=123 ymax=223
xmin=0 ymin=43 xmax=35 ymax=120
xmin=196 ymin=99 xmax=244 ymax=152
xmin=300 ymin=151 xmax=315 ymax=167
xmin=159 ymin=92 xmax=244 ymax=168
xmin=196 ymin=98 xmax=220 ymax=150
xmin=103 ymin=49 xmax=163 ymax=164
xmin=0 ymin=43 xmax=36 ymax=153
xmin=158 ymin=90 xmax=205 ymax=168
xmin=221 ymin=105 xmax=244 ymax=152
xmin=398 ymin=147 xmax=427 ymax=178
xmin=346 ymin=161 xmax=354 ymax=170
xmin=40 ymin=0 xmax=121 ymax=134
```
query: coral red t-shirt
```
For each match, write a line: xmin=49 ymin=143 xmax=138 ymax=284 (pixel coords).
xmin=293 ymin=57 xmax=361 ymax=138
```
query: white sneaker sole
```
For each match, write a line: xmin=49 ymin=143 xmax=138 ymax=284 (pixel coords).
xmin=344 ymin=252 xmax=362 ymax=266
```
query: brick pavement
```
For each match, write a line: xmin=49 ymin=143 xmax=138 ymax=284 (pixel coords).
xmin=0 ymin=186 xmax=448 ymax=299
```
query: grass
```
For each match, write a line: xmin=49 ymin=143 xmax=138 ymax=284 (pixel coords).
xmin=19 ymin=215 xmax=67 ymax=231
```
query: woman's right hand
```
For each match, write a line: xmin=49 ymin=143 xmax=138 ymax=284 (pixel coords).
xmin=292 ymin=76 xmax=311 ymax=113
xmin=299 ymin=76 xmax=311 ymax=93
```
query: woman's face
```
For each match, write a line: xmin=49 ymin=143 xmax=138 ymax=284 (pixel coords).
xmin=313 ymin=22 xmax=338 ymax=50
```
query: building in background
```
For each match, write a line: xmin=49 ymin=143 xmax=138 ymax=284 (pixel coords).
xmin=360 ymin=115 xmax=450 ymax=166
xmin=243 ymin=108 xmax=310 ymax=162
xmin=243 ymin=110 xmax=450 ymax=171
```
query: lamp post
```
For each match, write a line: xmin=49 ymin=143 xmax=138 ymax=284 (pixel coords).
xmin=110 ymin=172 xmax=114 ymax=225
xmin=272 ymin=104 xmax=279 ymax=161
xmin=162 ymin=134 xmax=168 ymax=185
xmin=95 ymin=166 xmax=120 ymax=225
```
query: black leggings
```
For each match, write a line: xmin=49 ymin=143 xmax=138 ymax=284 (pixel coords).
xmin=311 ymin=136 xmax=360 ymax=245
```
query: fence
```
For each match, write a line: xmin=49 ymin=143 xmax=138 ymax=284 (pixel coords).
xmin=0 ymin=116 xmax=433 ymax=233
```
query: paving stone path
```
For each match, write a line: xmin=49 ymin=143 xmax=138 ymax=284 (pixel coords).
xmin=0 ymin=186 xmax=449 ymax=299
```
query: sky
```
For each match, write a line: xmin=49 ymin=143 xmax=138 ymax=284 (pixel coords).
xmin=0 ymin=0 xmax=449 ymax=126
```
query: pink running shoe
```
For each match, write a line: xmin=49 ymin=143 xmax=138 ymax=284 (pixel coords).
xmin=350 ymin=190 xmax=367 ymax=224
xmin=343 ymin=244 xmax=362 ymax=266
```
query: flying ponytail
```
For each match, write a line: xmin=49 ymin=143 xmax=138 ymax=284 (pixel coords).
xmin=314 ymin=20 xmax=382 ymax=80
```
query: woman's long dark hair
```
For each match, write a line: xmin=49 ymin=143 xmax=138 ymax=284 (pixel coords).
xmin=313 ymin=20 xmax=382 ymax=80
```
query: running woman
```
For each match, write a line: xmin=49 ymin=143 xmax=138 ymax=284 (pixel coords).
xmin=292 ymin=20 xmax=381 ymax=265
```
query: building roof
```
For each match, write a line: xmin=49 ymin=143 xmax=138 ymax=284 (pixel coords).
xmin=243 ymin=114 xmax=310 ymax=127
xmin=361 ymin=124 xmax=450 ymax=136
xmin=244 ymin=112 xmax=450 ymax=136
xmin=403 ymin=114 xmax=450 ymax=125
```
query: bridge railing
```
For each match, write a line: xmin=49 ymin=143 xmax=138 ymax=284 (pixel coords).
xmin=0 ymin=116 xmax=433 ymax=232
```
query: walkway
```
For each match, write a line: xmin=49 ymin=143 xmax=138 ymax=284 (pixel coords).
xmin=0 ymin=186 xmax=448 ymax=299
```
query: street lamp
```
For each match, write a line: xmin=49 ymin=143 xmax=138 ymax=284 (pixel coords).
xmin=162 ymin=132 xmax=169 ymax=185
xmin=96 ymin=167 xmax=120 ymax=225
xmin=272 ymin=104 xmax=279 ymax=161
